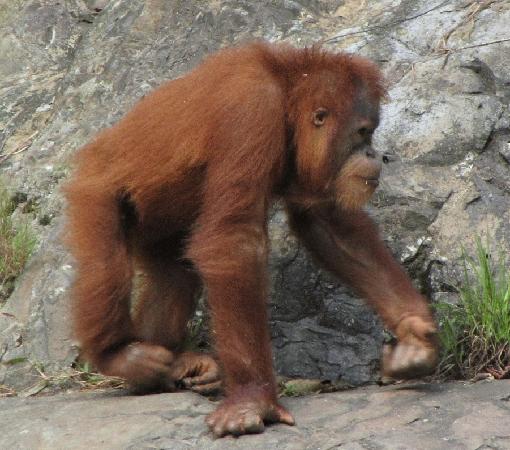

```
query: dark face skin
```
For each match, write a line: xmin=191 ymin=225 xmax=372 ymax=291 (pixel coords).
xmin=346 ymin=86 xmax=381 ymax=167
xmin=310 ymin=87 xmax=383 ymax=209
xmin=348 ymin=100 xmax=382 ymax=186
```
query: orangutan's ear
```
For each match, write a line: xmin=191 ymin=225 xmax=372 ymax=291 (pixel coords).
xmin=295 ymin=112 xmax=335 ymax=192
xmin=312 ymin=107 xmax=329 ymax=127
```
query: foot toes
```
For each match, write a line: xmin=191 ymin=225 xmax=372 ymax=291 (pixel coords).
xmin=183 ymin=371 xmax=220 ymax=387
xmin=205 ymin=390 xmax=294 ymax=437
xmin=213 ymin=424 xmax=227 ymax=438
xmin=207 ymin=409 xmax=265 ymax=437
xmin=207 ymin=412 xmax=228 ymax=437
xmin=275 ymin=405 xmax=295 ymax=426
xmin=243 ymin=414 xmax=265 ymax=434
xmin=215 ymin=413 xmax=265 ymax=436
xmin=191 ymin=380 xmax=222 ymax=395
xmin=226 ymin=419 xmax=245 ymax=436
xmin=205 ymin=413 xmax=216 ymax=428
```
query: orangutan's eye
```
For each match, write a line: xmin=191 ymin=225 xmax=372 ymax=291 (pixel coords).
xmin=357 ymin=126 xmax=374 ymax=138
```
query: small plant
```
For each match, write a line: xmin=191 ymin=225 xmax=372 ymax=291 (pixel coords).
xmin=0 ymin=182 xmax=37 ymax=303
xmin=71 ymin=361 xmax=125 ymax=389
xmin=0 ymin=384 xmax=16 ymax=398
xmin=184 ymin=306 xmax=212 ymax=352
xmin=436 ymin=237 xmax=510 ymax=379
xmin=15 ymin=361 xmax=126 ymax=396
xmin=280 ymin=379 xmax=322 ymax=397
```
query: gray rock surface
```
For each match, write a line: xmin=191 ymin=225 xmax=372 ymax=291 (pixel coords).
xmin=1 ymin=380 xmax=509 ymax=449
xmin=1 ymin=0 xmax=510 ymax=388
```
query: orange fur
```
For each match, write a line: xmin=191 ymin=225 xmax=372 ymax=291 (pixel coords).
xmin=65 ymin=41 xmax=436 ymax=437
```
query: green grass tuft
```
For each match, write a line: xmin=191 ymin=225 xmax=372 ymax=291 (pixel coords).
xmin=0 ymin=182 xmax=36 ymax=303
xmin=436 ymin=237 xmax=510 ymax=379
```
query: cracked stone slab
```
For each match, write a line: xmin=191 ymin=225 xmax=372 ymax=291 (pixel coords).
xmin=1 ymin=381 xmax=509 ymax=449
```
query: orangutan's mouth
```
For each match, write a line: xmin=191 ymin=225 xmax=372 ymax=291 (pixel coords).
xmin=364 ymin=178 xmax=380 ymax=187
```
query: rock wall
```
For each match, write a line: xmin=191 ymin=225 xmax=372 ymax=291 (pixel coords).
xmin=1 ymin=0 xmax=509 ymax=389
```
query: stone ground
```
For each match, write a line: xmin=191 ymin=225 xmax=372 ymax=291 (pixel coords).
xmin=0 ymin=380 xmax=509 ymax=449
